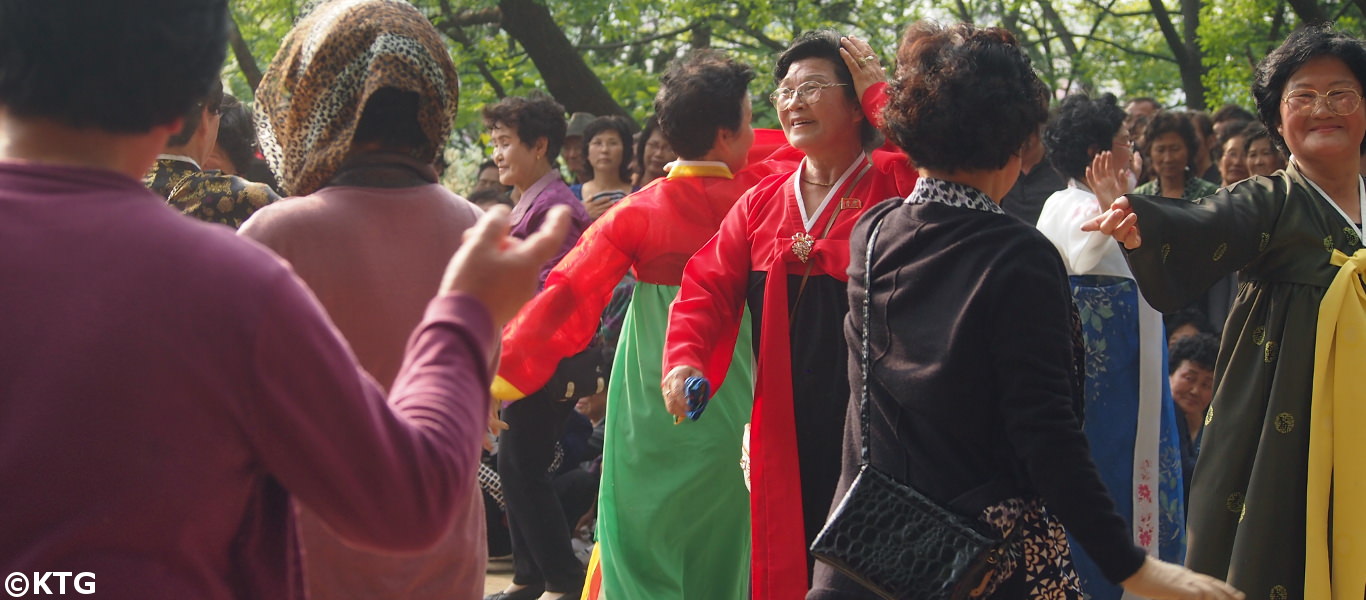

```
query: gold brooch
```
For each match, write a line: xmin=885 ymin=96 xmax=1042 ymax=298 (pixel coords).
xmin=791 ymin=232 xmax=814 ymax=263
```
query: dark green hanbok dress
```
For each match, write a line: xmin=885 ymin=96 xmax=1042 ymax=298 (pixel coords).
xmin=1123 ymin=164 xmax=1364 ymax=600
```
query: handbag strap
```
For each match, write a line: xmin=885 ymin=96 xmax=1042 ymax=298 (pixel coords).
xmin=858 ymin=207 xmax=891 ymax=466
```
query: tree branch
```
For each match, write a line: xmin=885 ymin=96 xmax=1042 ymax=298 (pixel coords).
xmin=575 ymin=22 xmax=700 ymax=51
xmin=1146 ymin=0 xmax=1188 ymax=65
xmin=1073 ymin=33 xmax=1177 ymax=63
xmin=228 ymin=13 xmax=262 ymax=93
xmin=435 ymin=0 xmax=505 ymax=98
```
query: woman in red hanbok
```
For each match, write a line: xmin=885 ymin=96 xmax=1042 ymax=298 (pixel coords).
xmin=662 ymin=32 xmax=916 ymax=599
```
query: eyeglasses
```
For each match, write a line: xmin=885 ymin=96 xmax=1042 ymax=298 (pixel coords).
xmin=1282 ymin=88 xmax=1363 ymax=115
xmin=769 ymin=81 xmax=848 ymax=107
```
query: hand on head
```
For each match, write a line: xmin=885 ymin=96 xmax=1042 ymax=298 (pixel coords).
xmin=440 ymin=205 xmax=570 ymax=327
xmin=838 ymin=36 xmax=887 ymax=101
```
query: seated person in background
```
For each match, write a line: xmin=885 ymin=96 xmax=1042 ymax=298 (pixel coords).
xmin=632 ymin=115 xmax=676 ymax=188
xmin=1169 ymin=332 xmax=1218 ymax=503
xmin=470 ymin=187 xmax=513 ymax=210
xmin=572 ymin=115 xmax=637 ymax=220
xmin=473 ymin=158 xmax=512 ymax=195
xmin=1242 ymin=122 xmax=1288 ymax=176
xmin=1164 ymin=306 xmax=1216 ymax=346
xmin=145 ymin=78 xmax=279 ymax=228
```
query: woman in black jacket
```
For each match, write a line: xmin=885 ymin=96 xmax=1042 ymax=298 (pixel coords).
xmin=807 ymin=21 xmax=1242 ymax=600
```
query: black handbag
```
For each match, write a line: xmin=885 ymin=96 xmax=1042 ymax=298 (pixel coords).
xmin=809 ymin=211 xmax=1012 ymax=600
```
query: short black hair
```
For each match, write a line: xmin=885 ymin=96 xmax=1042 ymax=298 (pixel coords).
xmin=1216 ymin=119 xmax=1252 ymax=151
xmin=655 ymin=49 xmax=755 ymax=160
xmin=581 ymin=115 xmax=636 ymax=182
xmin=0 ymin=0 xmax=228 ymax=133
xmin=482 ymin=93 xmax=567 ymax=162
xmin=1169 ymin=332 xmax=1219 ymax=374
xmin=1140 ymin=111 xmax=1200 ymax=171
xmin=479 ymin=159 xmax=498 ymax=173
xmin=1211 ymin=103 xmax=1255 ymax=124
xmin=1164 ymin=306 xmax=1214 ymax=339
xmin=352 ymin=88 xmax=430 ymax=154
xmin=884 ymin=21 xmax=1049 ymax=172
xmin=1253 ymin=23 xmax=1366 ymax=154
xmin=775 ymin=30 xmax=876 ymax=149
xmin=210 ymin=94 xmax=258 ymax=173
xmin=167 ymin=77 xmax=226 ymax=147
xmin=1045 ymin=93 xmax=1126 ymax=181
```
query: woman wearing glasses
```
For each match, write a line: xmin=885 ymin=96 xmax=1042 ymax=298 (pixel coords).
xmin=662 ymin=30 xmax=916 ymax=599
xmin=1086 ymin=24 xmax=1366 ymax=598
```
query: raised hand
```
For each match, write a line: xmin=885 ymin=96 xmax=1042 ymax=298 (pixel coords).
xmin=1085 ymin=150 xmax=1131 ymax=211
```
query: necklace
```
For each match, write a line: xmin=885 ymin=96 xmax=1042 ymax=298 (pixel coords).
xmin=801 ymin=176 xmax=835 ymax=186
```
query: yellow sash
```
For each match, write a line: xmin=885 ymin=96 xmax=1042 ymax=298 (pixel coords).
xmin=1306 ymin=248 xmax=1366 ymax=599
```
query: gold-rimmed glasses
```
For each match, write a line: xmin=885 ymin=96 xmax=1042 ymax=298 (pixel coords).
xmin=769 ymin=81 xmax=848 ymax=107
xmin=1282 ymin=88 xmax=1363 ymax=115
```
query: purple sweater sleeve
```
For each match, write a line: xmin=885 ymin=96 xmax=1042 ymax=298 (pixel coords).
xmin=245 ymin=270 xmax=493 ymax=551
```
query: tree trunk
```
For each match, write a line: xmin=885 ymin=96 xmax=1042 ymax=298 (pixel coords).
xmin=229 ymin=15 xmax=263 ymax=93
xmin=1148 ymin=0 xmax=1205 ymax=110
xmin=497 ymin=0 xmax=627 ymax=117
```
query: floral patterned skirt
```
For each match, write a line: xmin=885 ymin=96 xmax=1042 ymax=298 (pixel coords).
xmin=974 ymin=497 xmax=1084 ymax=599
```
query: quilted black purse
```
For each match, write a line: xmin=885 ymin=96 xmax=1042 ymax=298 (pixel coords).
xmin=809 ymin=212 xmax=1011 ymax=600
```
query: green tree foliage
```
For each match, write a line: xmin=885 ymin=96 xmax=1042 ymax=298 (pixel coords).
xmin=226 ymin=0 xmax=1366 ymax=180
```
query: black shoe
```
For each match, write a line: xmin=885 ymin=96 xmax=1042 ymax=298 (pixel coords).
xmin=483 ymin=584 xmax=544 ymax=600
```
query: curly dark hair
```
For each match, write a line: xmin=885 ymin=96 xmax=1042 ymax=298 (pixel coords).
xmin=654 ymin=49 xmax=755 ymax=160
xmin=581 ymin=115 xmax=636 ymax=182
xmin=1139 ymin=111 xmax=1200 ymax=172
xmin=1044 ymin=93 xmax=1126 ymax=181
xmin=210 ymin=94 xmax=258 ymax=173
xmin=482 ymin=93 xmax=567 ymax=162
xmin=1169 ymin=332 xmax=1219 ymax=374
xmin=1253 ymin=23 xmax=1366 ymax=155
xmin=775 ymin=29 xmax=877 ymax=149
xmin=883 ymin=21 xmax=1048 ymax=172
xmin=0 ymin=0 xmax=228 ymax=133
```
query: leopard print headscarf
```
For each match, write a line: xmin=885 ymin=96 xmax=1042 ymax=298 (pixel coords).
xmin=255 ymin=0 xmax=459 ymax=196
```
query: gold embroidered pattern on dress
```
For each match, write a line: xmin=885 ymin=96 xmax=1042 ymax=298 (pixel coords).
xmin=1258 ymin=232 xmax=1271 ymax=252
xmin=1226 ymin=491 xmax=1244 ymax=513
xmin=1252 ymin=326 xmax=1266 ymax=345
xmin=1212 ymin=242 xmax=1228 ymax=261
xmin=1205 ymin=405 xmax=1214 ymax=427
xmin=1345 ymin=227 xmax=1360 ymax=247
xmin=1269 ymin=585 xmax=1288 ymax=600
xmin=1264 ymin=340 xmax=1278 ymax=363
xmin=1161 ymin=243 xmax=1171 ymax=263
xmin=1324 ymin=235 xmax=1335 ymax=251
xmin=1274 ymin=412 xmax=1294 ymax=434
xmin=791 ymin=232 xmax=814 ymax=264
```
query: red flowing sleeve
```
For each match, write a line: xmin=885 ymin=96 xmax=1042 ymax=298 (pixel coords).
xmin=662 ymin=188 xmax=757 ymax=392
xmin=493 ymin=206 xmax=641 ymax=400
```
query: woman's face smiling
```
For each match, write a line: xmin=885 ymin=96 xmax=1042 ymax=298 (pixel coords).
xmin=774 ymin=57 xmax=863 ymax=154
xmin=1277 ymin=55 xmax=1366 ymax=165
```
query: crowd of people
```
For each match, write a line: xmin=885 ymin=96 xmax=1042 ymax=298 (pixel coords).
xmin=3 ymin=1 xmax=1363 ymax=599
